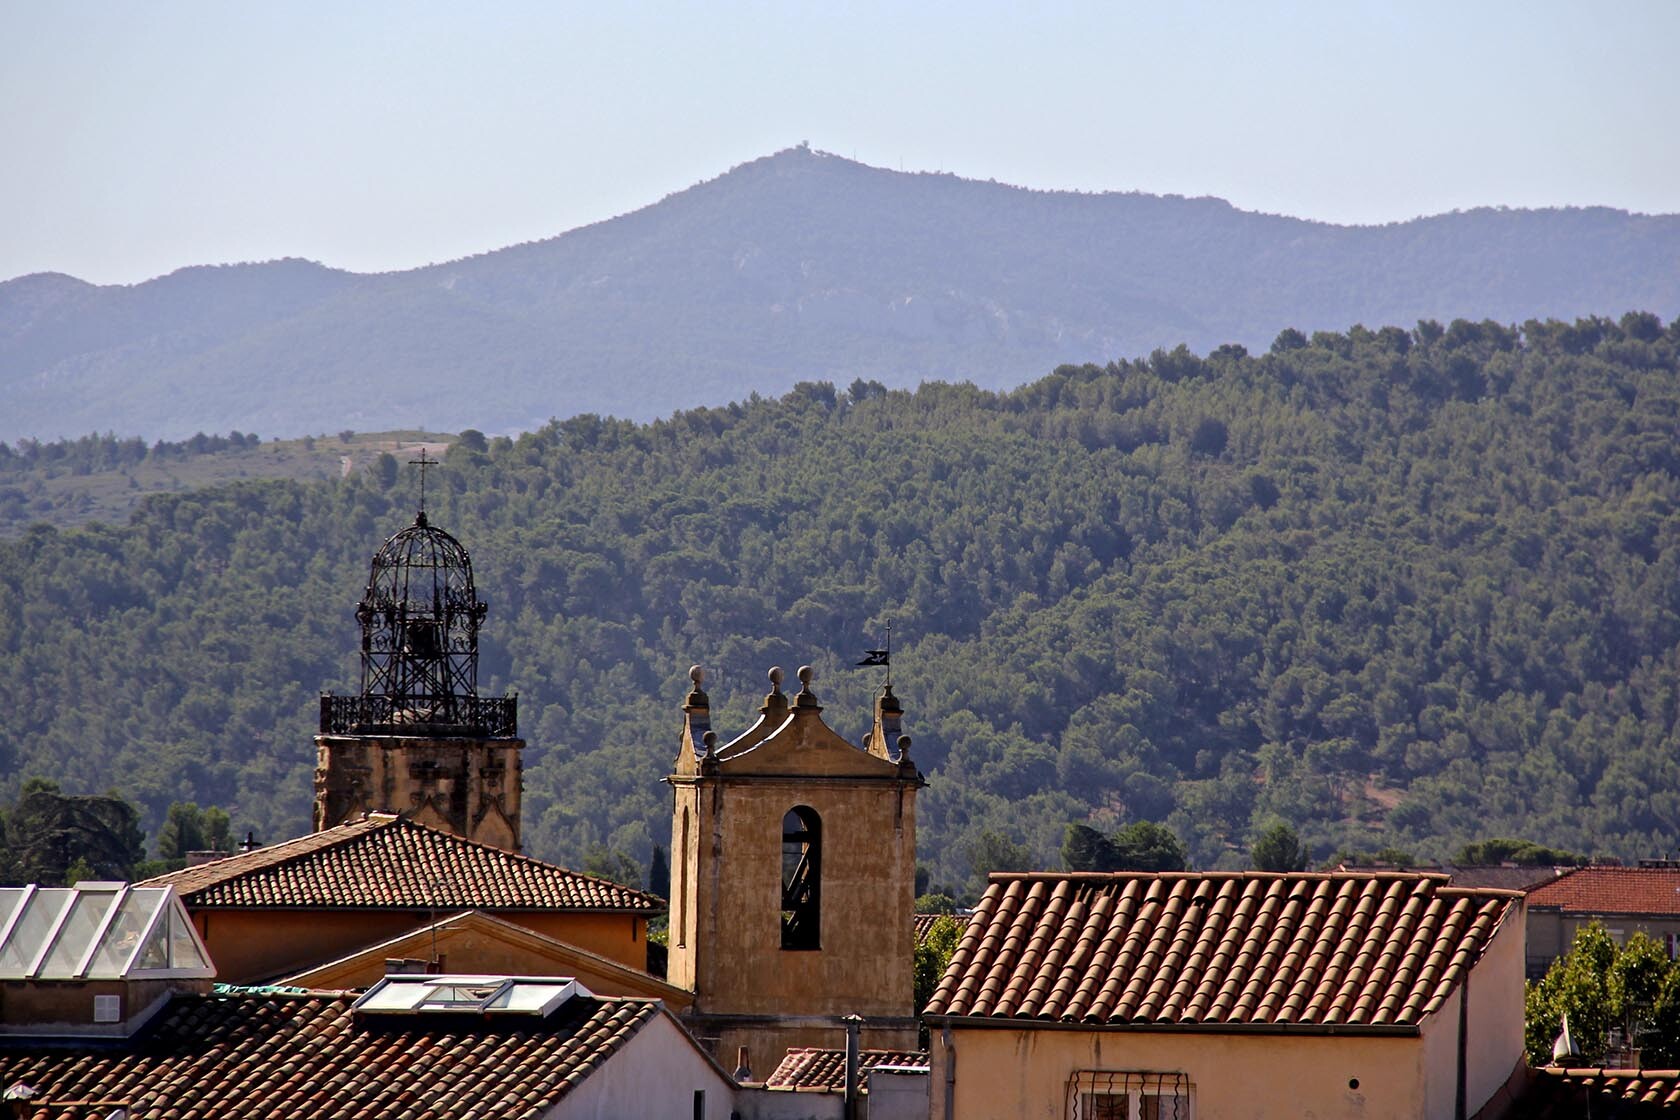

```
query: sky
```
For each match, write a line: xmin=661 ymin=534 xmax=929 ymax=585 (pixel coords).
xmin=4 ymin=0 xmax=1678 ymax=285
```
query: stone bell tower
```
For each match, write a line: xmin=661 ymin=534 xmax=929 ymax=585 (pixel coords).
xmin=667 ymin=663 xmax=923 ymax=1067
xmin=313 ymin=475 xmax=522 ymax=851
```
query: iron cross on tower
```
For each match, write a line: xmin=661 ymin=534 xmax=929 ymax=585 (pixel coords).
xmin=409 ymin=448 xmax=436 ymax=520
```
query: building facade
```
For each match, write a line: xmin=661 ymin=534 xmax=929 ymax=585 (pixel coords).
xmin=925 ymin=870 xmax=1528 ymax=1120
xmin=667 ymin=664 xmax=924 ymax=1067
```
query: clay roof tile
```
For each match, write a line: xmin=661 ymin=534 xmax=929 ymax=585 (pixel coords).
xmin=138 ymin=815 xmax=660 ymax=913
xmin=924 ymin=871 xmax=1518 ymax=1032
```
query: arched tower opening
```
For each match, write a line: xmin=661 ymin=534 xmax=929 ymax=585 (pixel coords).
xmin=780 ymin=806 xmax=822 ymax=950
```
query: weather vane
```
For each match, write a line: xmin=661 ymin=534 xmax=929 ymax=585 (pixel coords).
xmin=409 ymin=448 xmax=436 ymax=516
xmin=856 ymin=619 xmax=892 ymax=685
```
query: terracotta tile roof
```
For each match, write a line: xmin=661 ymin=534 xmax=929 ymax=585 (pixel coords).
xmin=1442 ymin=864 xmax=1570 ymax=893
xmin=765 ymin=1048 xmax=929 ymax=1090
xmin=0 ymin=990 xmax=671 ymax=1120
xmin=1526 ymin=867 xmax=1680 ymax=916
xmin=1502 ymin=1068 xmax=1680 ymax=1117
xmin=914 ymin=913 xmax=957 ymax=945
xmin=924 ymin=871 xmax=1519 ymax=1030
xmin=139 ymin=814 xmax=661 ymax=912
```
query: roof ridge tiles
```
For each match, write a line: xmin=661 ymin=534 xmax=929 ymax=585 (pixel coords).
xmin=142 ymin=815 xmax=661 ymax=913
xmin=931 ymin=869 xmax=1516 ymax=1032
xmin=138 ymin=815 xmax=400 ymax=893
xmin=987 ymin=870 xmax=1457 ymax=884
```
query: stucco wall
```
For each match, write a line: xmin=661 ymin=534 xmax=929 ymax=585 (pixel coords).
xmin=1420 ymin=899 xmax=1527 ymax=1120
xmin=510 ymin=911 xmax=647 ymax=967
xmin=546 ymin=1012 xmax=735 ymax=1120
xmin=193 ymin=909 xmax=646 ymax=983
xmin=930 ymin=1026 xmax=1429 ymax=1120
xmin=734 ymin=1087 xmax=845 ymax=1120
xmin=0 ymin=978 xmax=207 ymax=1037
xmin=282 ymin=919 xmax=685 ymax=1005
xmin=673 ymin=776 xmax=916 ymax=1019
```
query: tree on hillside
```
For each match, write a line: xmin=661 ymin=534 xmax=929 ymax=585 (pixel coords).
xmin=1109 ymin=822 xmax=1188 ymax=872
xmin=967 ymin=830 xmax=1034 ymax=881
xmin=1455 ymin=838 xmax=1583 ymax=867
xmin=582 ymin=844 xmax=642 ymax=890
xmin=647 ymin=843 xmax=670 ymax=900
xmin=1062 ymin=821 xmax=1190 ymax=872
xmin=156 ymin=801 xmax=232 ymax=863
xmin=1063 ymin=823 xmax=1118 ymax=872
xmin=1251 ymin=821 xmax=1309 ymax=872
xmin=1 ymin=779 xmax=146 ymax=886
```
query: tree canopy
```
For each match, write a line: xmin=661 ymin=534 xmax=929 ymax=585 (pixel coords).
xmin=1251 ymin=821 xmax=1310 ymax=872
xmin=1527 ymin=923 xmax=1680 ymax=1068
xmin=2 ymin=313 xmax=1679 ymax=893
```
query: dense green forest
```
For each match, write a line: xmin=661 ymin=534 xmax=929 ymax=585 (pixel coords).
xmin=2 ymin=312 xmax=1678 ymax=894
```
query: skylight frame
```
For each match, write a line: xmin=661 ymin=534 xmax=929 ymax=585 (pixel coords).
xmin=73 ymin=884 xmax=133 ymax=977
xmin=120 ymin=888 xmax=173 ymax=975
xmin=23 ymin=890 xmax=78 ymax=978
xmin=0 ymin=885 xmax=36 ymax=966
xmin=352 ymin=974 xmax=588 ymax=1018
xmin=0 ymin=884 xmax=215 ymax=981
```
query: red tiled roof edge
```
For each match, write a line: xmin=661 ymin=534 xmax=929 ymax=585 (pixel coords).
xmin=371 ymin=816 xmax=669 ymax=911
xmin=765 ymin=1048 xmax=930 ymax=1090
xmin=0 ymin=989 xmax=696 ymax=1119
xmin=926 ymin=871 xmax=1521 ymax=1030
xmin=1525 ymin=866 xmax=1680 ymax=917
xmin=137 ymin=814 xmax=399 ymax=896
xmin=142 ymin=813 xmax=665 ymax=912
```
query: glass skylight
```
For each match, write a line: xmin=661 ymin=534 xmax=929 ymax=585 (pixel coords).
xmin=353 ymin=975 xmax=588 ymax=1018
xmin=0 ymin=883 xmax=214 ymax=981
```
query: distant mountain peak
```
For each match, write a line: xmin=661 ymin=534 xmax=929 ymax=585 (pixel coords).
xmin=2 ymin=153 xmax=1676 ymax=443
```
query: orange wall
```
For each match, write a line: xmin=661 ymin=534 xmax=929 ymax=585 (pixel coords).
xmin=284 ymin=922 xmax=688 ymax=1007
xmin=931 ymin=1026 xmax=1428 ymax=1120
xmin=193 ymin=909 xmax=647 ymax=984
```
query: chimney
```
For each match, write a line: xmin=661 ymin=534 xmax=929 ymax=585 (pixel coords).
xmin=733 ymin=1045 xmax=753 ymax=1082
xmin=844 ymin=1014 xmax=864 ymax=1120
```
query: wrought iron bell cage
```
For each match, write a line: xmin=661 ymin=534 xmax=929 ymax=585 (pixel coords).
xmin=320 ymin=511 xmax=516 ymax=737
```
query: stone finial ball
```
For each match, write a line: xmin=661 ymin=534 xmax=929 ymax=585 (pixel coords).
xmin=702 ymin=730 xmax=718 ymax=753
xmin=797 ymin=665 xmax=814 ymax=687
xmin=769 ymin=666 xmax=784 ymax=688
xmin=689 ymin=665 xmax=704 ymax=687
xmin=897 ymin=734 xmax=912 ymax=754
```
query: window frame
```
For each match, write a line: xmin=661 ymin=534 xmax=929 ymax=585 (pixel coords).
xmin=1067 ymin=1071 xmax=1192 ymax=1120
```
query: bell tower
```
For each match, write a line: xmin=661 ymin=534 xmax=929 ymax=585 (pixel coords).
xmin=314 ymin=463 xmax=522 ymax=850
xmin=667 ymin=663 xmax=923 ymax=1066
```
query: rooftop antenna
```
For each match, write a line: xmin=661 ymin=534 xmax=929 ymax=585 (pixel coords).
xmin=428 ymin=875 xmax=442 ymax=970
xmin=409 ymin=447 xmax=436 ymax=521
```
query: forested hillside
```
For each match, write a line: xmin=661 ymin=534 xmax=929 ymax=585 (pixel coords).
xmin=5 ymin=146 xmax=1678 ymax=443
xmin=2 ymin=312 xmax=1678 ymax=893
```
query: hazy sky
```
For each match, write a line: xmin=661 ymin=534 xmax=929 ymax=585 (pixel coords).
xmin=4 ymin=0 xmax=1677 ymax=285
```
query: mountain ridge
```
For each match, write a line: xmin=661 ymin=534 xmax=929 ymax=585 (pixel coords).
xmin=5 ymin=147 xmax=1678 ymax=443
